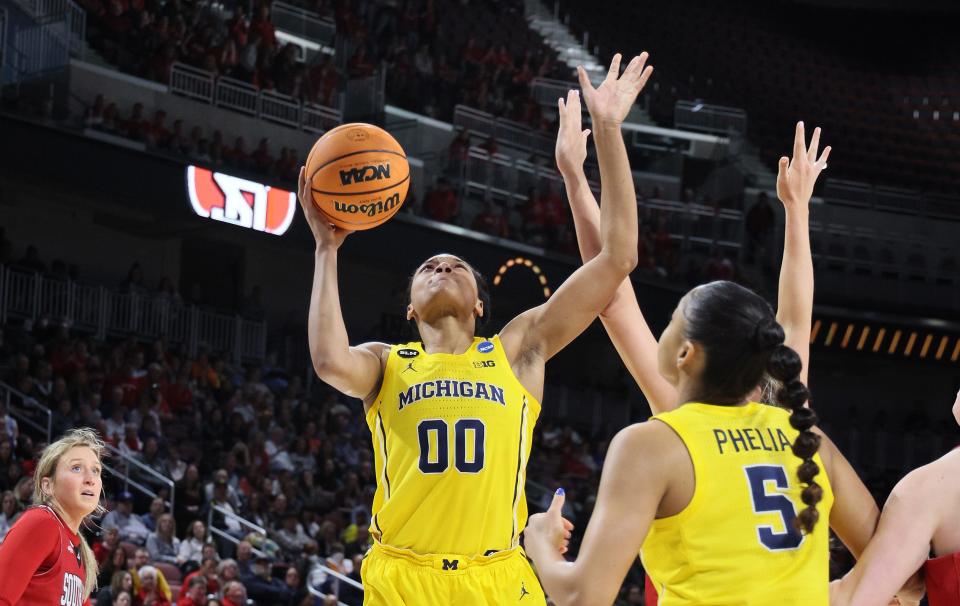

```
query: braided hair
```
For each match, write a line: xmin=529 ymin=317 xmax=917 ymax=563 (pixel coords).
xmin=683 ymin=281 xmax=822 ymax=533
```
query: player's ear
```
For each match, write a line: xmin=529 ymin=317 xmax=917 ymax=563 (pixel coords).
xmin=40 ymin=476 xmax=52 ymax=497
xmin=676 ymin=339 xmax=697 ymax=371
xmin=406 ymin=303 xmax=415 ymax=322
xmin=474 ymin=299 xmax=484 ymax=319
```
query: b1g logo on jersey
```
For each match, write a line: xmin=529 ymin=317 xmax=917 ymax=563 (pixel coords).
xmin=477 ymin=341 xmax=495 ymax=354
xmin=397 ymin=348 xmax=420 ymax=359
xmin=61 ymin=573 xmax=84 ymax=606
xmin=186 ymin=165 xmax=296 ymax=236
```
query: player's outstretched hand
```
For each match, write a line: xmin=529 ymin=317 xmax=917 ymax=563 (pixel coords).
xmin=524 ymin=488 xmax=575 ymax=556
xmin=577 ymin=52 xmax=653 ymax=128
xmin=555 ymin=89 xmax=590 ymax=177
xmin=298 ymin=166 xmax=353 ymax=250
xmin=776 ymin=122 xmax=831 ymax=212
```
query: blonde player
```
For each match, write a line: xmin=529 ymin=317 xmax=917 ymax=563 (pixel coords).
xmin=299 ymin=53 xmax=652 ymax=605
xmin=0 ymin=428 xmax=105 ymax=605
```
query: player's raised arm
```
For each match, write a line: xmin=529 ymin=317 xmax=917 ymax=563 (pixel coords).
xmin=501 ymin=53 xmax=651 ymax=362
xmin=555 ymin=86 xmax=675 ymax=413
xmin=775 ymin=122 xmax=831 ymax=386
xmin=298 ymin=167 xmax=388 ymax=402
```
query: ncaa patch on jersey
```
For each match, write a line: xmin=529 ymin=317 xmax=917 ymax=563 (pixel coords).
xmin=477 ymin=341 xmax=495 ymax=354
xmin=397 ymin=348 xmax=420 ymax=358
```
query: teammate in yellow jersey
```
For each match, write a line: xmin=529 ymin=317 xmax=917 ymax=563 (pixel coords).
xmin=523 ymin=123 xmax=909 ymax=605
xmin=298 ymin=52 xmax=653 ymax=605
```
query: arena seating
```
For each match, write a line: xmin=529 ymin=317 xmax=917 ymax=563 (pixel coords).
xmin=557 ymin=0 xmax=960 ymax=194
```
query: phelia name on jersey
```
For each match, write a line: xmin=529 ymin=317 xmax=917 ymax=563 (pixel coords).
xmin=398 ymin=380 xmax=506 ymax=410
xmin=713 ymin=426 xmax=793 ymax=455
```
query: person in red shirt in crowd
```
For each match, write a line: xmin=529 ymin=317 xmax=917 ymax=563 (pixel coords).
xmin=93 ymin=524 xmax=121 ymax=566
xmin=424 ymin=177 xmax=459 ymax=223
xmin=125 ymin=103 xmax=150 ymax=142
xmin=470 ymin=200 xmax=510 ymax=238
xmin=447 ymin=128 xmax=471 ymax=170
xmin=222 ymin=580 xmax=248 ymax=606
xmin=0 ymin=428 xmax=105 ymax=605
xmin=249 ymin=3 xmax=276 ymax=49
xmin=165 ymin=368 xmax=194 ymax=413
xmin=480 ymin=135 xmax=498 ymax=156
xmin=182 ymin=556 xmax=219 ymax=598
xmin=176 ymin=575 xmax=208 ymax=606
xmin=228 ymin=5 xmax=248 ymax=46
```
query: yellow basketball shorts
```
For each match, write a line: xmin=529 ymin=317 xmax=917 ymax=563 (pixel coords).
xmin=360 ymin=542 xmax=546 ymax=606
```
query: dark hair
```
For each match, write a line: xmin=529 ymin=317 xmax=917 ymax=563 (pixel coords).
xmin=405 ymin=257 xmax=491 ymax=337
xmin=682 ymin=281 xmax=821 ymax=533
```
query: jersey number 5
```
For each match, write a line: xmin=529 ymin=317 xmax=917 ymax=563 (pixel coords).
xmin=744 ymin=465 xmax=803 ymax=551
xmin=418 ymin=418 xmax=485 ymax=474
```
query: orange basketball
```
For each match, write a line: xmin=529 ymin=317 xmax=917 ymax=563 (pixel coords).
xmin=305 ymin=123 xmax=410 ymax=230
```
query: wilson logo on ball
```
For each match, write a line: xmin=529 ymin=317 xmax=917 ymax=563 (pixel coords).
xmin=333 ymin=193 xmax=403 ymax=217
xmin=186 ymin=165 xmax=296 ymax=236
xmin=339 ymin=164 xmax=391 ymax=186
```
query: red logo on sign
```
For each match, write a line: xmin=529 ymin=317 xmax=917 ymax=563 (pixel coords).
xmin=186 ymin=165 xmax=296 ymax=235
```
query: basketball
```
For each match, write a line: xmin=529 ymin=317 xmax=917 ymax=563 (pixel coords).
xmin=305 ymin=123 xmax=410 ymax=230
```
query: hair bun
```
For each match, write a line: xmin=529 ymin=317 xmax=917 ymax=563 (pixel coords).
xmin=752 ymin=320 xmax=784 ymax=353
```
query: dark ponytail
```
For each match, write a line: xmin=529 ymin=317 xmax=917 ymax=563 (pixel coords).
xmin=683 ymin=281 xmax=822 ymax=533
xmin=767 ymin=342 xmax=821 ymax=533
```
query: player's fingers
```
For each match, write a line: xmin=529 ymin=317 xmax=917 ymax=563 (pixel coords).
xmin=777 ymin=156 xmax=788 ymax=183
xmin=569 ymin=89 xmax=581 ymax=115
xmin=581 ymin=129 xmax=591 ymax=142
xmin=577 ymin=66 xmax=593 ymax=95
xmin=562 ymin=517 xmax=574 ymax=531
xmin=558 ymin=96 xmax=565 ymax=114
xmin=793 ymin=121 xmax=806 ymax=162
xmin=605 ymin=53 xmax=622 ymax=81
xmin=548 ymin=488 xmax=565 ymax=517
xmin=808 ymin=127 xmax=821 ymax=163
xmin=623 ymin=54 xmax=643 ymax=80
xmin=816 ymin=146 xmax=832 ymax=169
xmin=637 ymin=65 xmax=654 ymax=91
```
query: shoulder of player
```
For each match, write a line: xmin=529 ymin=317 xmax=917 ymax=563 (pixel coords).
xmin=606 ymin=422 xmax=685 ymax=479
xmin=891 ymin=451 xmax=959 ymax=509
xmin=5 ymin=507 xmax=62 ymax=549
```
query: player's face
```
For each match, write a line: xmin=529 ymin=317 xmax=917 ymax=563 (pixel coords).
xmin=408 ymin=254 xmax=483 ymax=323
xmin=52 ymin=446 xmax=102 ymax=518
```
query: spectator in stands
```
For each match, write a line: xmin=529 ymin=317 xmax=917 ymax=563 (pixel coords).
xmin=0 ymin=401 xmax=18 ymax=446
xmin=249 ymin=4 xmax=276 ymax=49
xmin=471 ymin=200 xmax=510 ymax=238
xmin=284 ymin=566 xmax=308 ymax=604
xmin=103 ymin=491 xmax=151 ymax=545
xmin=121 ymin=262 xmax=148 ymax=294
xmin=125 ymin=103 xmax=150 ymax=142
xmin=104 ymin=403 xmax=127 ymax=444
xmin=217 ymin=557 xmax=241 ymax=588
xmin=141 ymin=496 xmax=165 ymax=532
xmin=147 ymin=513 xmax=181 ymax=565
xmin=131 ymin=546 xmax=174 ymax=600
xmin=275 ymin=511 xmax=314 ymax=558
xmin=95 ymin=570 xmax=134 ymax=606
xmin=97 ymin=545 xmax=129 ymax=588
xmin=161 ymin=445 xmax=187 ymax=482
xmin=0 ymin=490 xmax=20 ymax=543
xmin=235 ymin=539 xmax=254 ymax=577
xmin=120 ymin=422 xmax=143 ymax=455
xmin=178 ymin=519 xmax=209 ymax=570
xmin=222 ymin=580 xmax=248 ymax=606
xmin=178 ymin=575 xmax=208 ymax=606
xmin=448 ymin=128 xmax=471 ymax=172
xmin=424 ymin=177 xmax=459 ymax=223
xmin=182 ymin=556 xmax=220 ymax=596
xmin=114 ymin=590 xmax=133 ymax=606
xmin=93 ymin=524 xmax=122 ymax=565
xmin=136 ymin=565 xmax=171 ymax=606
xmin=176 ymin=466 xmax=204 ymax=531
xmin=242 ymin=554 xmax=293 ymax=604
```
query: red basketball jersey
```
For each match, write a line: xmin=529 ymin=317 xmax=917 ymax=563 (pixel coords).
xmin=0 ymin=505 xmax=90 ymax=606
xmin=925 ymin=552 xmax=960 ymax=606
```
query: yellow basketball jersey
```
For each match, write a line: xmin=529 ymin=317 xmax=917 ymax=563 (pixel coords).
xmin=367 ymin=336 xmax=541 ymax=557
xmin=641 ymin=402 xmax=834 ymax=605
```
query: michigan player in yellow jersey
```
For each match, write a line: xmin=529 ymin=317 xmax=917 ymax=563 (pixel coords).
xmin=525 ymin=280 xmax=884 ymax=606
xmin=297 ymin=52 xmax=654 ymax=605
